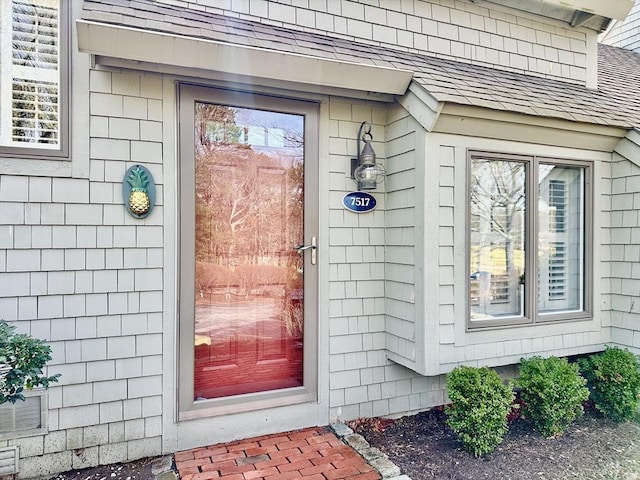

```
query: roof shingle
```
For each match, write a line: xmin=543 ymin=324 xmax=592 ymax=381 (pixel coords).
xmin=81 ymin=0 xmax=640 ymax=130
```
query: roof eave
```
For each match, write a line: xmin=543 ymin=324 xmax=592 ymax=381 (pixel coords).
xmin=433 ymin=103 xmax=629 ymax=151
xmin=76 ymin=20 xmax=413 ymax=96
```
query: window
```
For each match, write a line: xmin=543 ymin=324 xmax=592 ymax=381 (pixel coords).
xmin=468 ymin=152 xmax=591 ymax=328
xmin=0 ymin=0 xmax=69 ymax=158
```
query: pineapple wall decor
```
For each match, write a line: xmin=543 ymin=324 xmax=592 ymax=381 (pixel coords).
xmin=123 ymin=165 xmax=156 ymax=218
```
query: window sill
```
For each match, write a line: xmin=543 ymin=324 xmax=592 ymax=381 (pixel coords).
xmin=467 ymin=313 xmax=593 ymax=331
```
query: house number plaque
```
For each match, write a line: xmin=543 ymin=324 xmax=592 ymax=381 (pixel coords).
xmin=342 ymin=191 xmax=377 ymax=213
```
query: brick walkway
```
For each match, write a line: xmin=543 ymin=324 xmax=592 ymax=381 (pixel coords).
xmin=174 ymin=427 xmax=382 ymax=480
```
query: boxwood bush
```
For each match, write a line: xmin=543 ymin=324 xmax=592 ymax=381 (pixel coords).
xmin=446 ymin=365 xmax=514 ymax=456
xmin=0 ymin=321 xmax=60 ymax=404
xmin=578 ymin=346 xmax=640 ymax=422
xmin=516 ymin=356 xmax=589 ymax=437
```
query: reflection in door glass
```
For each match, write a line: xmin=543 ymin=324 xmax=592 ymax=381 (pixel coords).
xmin=193 ymin=103 xmax=304 ymax=400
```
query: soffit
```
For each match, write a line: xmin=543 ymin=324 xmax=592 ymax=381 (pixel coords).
xmin=485 ymin=0 xmax=633 ymax=31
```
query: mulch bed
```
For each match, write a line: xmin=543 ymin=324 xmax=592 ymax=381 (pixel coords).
xmin=349 ymin=407 xmax=640 ymax=480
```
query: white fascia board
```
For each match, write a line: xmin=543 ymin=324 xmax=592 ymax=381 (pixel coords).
xmin=540 ymin=0 xmax=633 ymax=20
xmin=76 ymin=20 xmax=413 ymax=96
xmin=396 ymin=83 xmax=443 ymax=132
xmin=435 ymin=104 xmax=628 ymax=151
xmin=614 ymin=129 xmax=640 ymax=167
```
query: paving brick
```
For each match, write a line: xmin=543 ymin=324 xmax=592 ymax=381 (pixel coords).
xmin=193 ymin=472 xmax=221 ymax=480
xmin=324 ymin=467 xmax=361 ymax=480
xmin=212 ymin=451 xmax=246 ymax=463
xmin=333 ymin=459 xmax=375 ymax=472
xmin=306 ymin=433 xmax=339 ymax=445
xmin=270 ymin=448 xmax=302 ymax=460
xmin=299 ymin=463 xmax=336 ymax=476
xmin=237 ymin=455 xmax=271 ymax=466
xmin=191 ymin=449 xmax=213 ymax=460
xmin=275 ymin=440 xmax=310 ymax=452
xmin=200 ymin=463 xmax=220 ymax=473
xmin=299 ymin=442 xmax=332 ymax=454
xmin=287 ymin=451 xmax=323 ymax=463
xmin=263 ymin=471 xmax=302 ymax=480
xmin=177 ymin=458 xmax=211 ymax=469
xmin=278 ymin=459 xmax=313 ymax=473
xmin=321 ymin=446 xmax=360 ymax=458
xmin=288 ymin=429 xmax=323 ymax=441
xmin=176 ymin=428 xmax=382 ymax=480
xmin=205 ymin=446 xmax=228 ymax=456
xmin=228 ymin=441 xmax=260 ymax=452
xmin=344 ymin=472 xmax=381 ymax=480
xmin=310 ymin=453 xmax=346 ymax=466
xmin=176 ymin=465 xmax=200 ymax=476
xmin=216 ymin=475 xmax=244 ymax=480
xmin=299 ymin=475 xmax=326 ymax=480
xmin=244 ymin=467 xmax=278 ymax=479
xmin=219 ymin=463 xmax=255 ymax=476
xmin=253 ymin=457 xmax=290 ymax=470
xmin=245 ymin=446 xmax=278 ymax=457
xmin=259 ymin=436 xmax=290 ymax=447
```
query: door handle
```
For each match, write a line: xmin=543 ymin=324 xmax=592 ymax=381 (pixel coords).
xmin=295 ymin=236 xmax=316 ymax=265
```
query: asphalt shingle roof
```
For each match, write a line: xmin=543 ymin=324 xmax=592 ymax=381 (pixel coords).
xmin=82 ymin=0 xmax=640 ymax=130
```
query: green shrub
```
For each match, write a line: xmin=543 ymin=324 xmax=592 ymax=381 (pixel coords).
xmin=445 ymin=365 xmax=514 ymax=457
xmin=516 ymin=356 xmax=589 ymax=437
xmin=578 ymin=347 xmax=640 ymax=422
xmin=0 ymin=321 xmax=60 ymax=404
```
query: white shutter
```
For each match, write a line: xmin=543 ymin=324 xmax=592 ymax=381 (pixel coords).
xmin=12 ymin=1 xmax=59 ymax=70
xmin=548 ymin=241 xmax=566 ymax=299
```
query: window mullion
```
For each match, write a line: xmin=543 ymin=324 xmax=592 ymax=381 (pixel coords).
xmin=526 ymin=157 xmax=538 ymax=323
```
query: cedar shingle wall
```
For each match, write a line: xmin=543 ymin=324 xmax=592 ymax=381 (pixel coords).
xmin=608 ymin=151 xmax=640 ymax=353
xmin=167 ymin=0 xmax=593 ymax=85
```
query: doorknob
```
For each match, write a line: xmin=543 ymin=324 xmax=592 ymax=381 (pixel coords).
xmin=295 ymin=236 xmax=316 ymax=265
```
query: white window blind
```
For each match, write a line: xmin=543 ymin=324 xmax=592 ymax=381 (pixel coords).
xmin=548 ymin=241 xmax=566 ymax=299
xmin=549 ymin=180 xmax=567 ymax=233
xmin=1 ymin=0 xmax=60 ymax=149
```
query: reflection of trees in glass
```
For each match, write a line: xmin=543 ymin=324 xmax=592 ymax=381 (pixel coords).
xmin=12 ymin=80 xmax=58 ymax=143
xmin=194 ymin=103 xmax=304 ymax=303
xmin=470 ymin=160 xmax=525 ymax=317
xmin=470 ymin=160 xmax=525 ymax=278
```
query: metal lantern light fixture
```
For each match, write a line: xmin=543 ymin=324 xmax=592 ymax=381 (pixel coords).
xmin=351 ymin=121 xmax=386 ymax=191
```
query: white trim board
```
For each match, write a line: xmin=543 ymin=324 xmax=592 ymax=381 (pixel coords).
xmin=76 ymin=20 xmax=413 ymax=96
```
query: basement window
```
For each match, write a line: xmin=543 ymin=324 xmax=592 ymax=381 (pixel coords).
xmin=0 ymin=390 xmax=48 ymax=440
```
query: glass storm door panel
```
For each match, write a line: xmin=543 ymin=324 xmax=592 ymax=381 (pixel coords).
xmin=193 ymin=102 xmax=305 ymax=400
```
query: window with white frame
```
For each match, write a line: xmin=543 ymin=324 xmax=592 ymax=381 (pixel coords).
xmin=0 ymin=0 xmax=68 ymax=158
xmin=468 ymin=152 xmax=591 ymax=328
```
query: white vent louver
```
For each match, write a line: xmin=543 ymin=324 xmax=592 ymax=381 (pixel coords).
xmin=0 ymin=447 xmax=19 ymax=476
xmin=0 ymin=395 xmax=43 ymax=439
